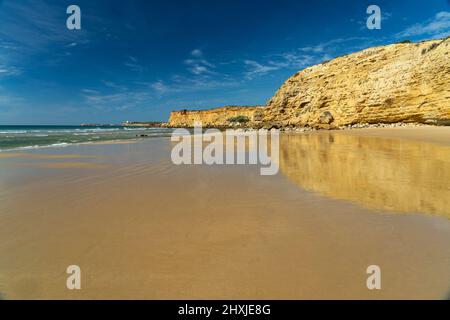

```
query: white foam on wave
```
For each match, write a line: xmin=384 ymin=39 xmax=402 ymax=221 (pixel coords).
xmin=0 ymin=131 xmax=28 ymax=134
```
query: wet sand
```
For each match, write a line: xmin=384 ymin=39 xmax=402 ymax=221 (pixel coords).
xmin=0 ymin=127 xmax=449 ymax=299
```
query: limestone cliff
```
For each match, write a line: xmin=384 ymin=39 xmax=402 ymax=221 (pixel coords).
xmin=168 ymin=106 xmax=264 ymax=127
xmin=262 ymin=38 xmax=450 ymax=129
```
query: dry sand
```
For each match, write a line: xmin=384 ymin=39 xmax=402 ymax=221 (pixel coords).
xmin=0 ymin=127 xmax=449 ymax=299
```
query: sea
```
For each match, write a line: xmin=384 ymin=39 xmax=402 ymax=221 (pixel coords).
xmin=0 ymin=125 xmax=174 ymax=151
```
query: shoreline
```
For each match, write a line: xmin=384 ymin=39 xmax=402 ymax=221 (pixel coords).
xmin=1 ymin=123 xmax=448 ymax=153
xmin=0 ymin=138 xmax=141 ymax=153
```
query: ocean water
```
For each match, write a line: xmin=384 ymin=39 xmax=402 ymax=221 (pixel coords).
xmin=0 ymin=125 xmax=173 ymax=151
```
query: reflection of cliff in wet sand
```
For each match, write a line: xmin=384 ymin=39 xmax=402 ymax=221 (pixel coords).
xmin=279 ymin=127 xmax=450 ymax=217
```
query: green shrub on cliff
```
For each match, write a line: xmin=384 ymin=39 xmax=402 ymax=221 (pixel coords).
xmin=228 ymin=115 xmax=250 ymax=123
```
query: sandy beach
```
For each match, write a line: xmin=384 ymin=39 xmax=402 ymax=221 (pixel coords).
xmin=0 ymin=127 xmax=449 ymax=299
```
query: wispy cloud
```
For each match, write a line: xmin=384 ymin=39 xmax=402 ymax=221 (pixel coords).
xmin=81 ymin=87 xmax=149 ymax=112
xmin=124 ymin=55 xmax=146 ymax=73
xmin=102 ymin=80 xmax=128 ymax=91
xmin=242 ymin=52 xmax=324 ymax=80
xmin=269 ymin=53 xmax=319 ymax=68
xmin=0 ymin=0 xmax=90 ymax=77
xmin=243 ymin=60 xmax=279 ymax=79
xmin=81 ymin=89 xmax=100 ymax=95
xmin=149 ymin=75 xmax=239 ymax=96
xmin=147 ymin=48 xmax=238 ymax=96
xmin=0 ymin=65 xmax=22 ymax=77
xmin=241 ymin=36 xmax=382 ymax=80
xmin=396 ymin=11 xmax=450 ymax=39
xmin=0 ymin=40 xmax=22 ymax=78
xmin=0 ymin=1 xmax=86 ymax=52
xmin=150 ymin=81 xmax=172 ymax=95
xmin=84 ymin=33 xmax=390 ymax=113
xmin=82 ymin=75 xmax=239 ymax=112
xmin=184 ymin=49 xmax=216 ymax=75
xmin=299 ymin=37 xmax=372 ymax=54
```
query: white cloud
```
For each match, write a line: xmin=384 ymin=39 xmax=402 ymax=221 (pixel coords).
xmin=184 ymin=50 xmax=216 ymax=75
xmin=193 ymin=66 xmax=208 ymax=75
xmin=191 ymin=49 xmax=203 ymax=57
xmin=396 ymin=11 xmax=450 ymax=39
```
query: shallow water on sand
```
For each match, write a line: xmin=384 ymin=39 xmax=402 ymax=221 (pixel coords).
xmin=0 ymin=128 xmax=449 ymax=299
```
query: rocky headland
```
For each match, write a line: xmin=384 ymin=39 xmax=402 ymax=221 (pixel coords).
xmin=167 ymin=106 xmax=264 ymax=128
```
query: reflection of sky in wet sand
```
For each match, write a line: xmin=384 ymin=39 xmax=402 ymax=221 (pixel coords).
xmin=279 ymin=131 xmax=450 ymax=218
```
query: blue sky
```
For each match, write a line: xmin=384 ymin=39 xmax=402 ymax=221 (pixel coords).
xmin=0 ymin=0 xmax=449 ymax=125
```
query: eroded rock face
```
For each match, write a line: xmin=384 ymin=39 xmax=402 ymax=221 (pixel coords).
xmin=167 ymin=106 xmax=264 ymax=128
xmin=262 ymin=38 xmax=450 ymax=128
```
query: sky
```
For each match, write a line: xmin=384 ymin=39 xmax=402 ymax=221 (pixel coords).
xmin=0 ymin=0 xmax=449 ymax=125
